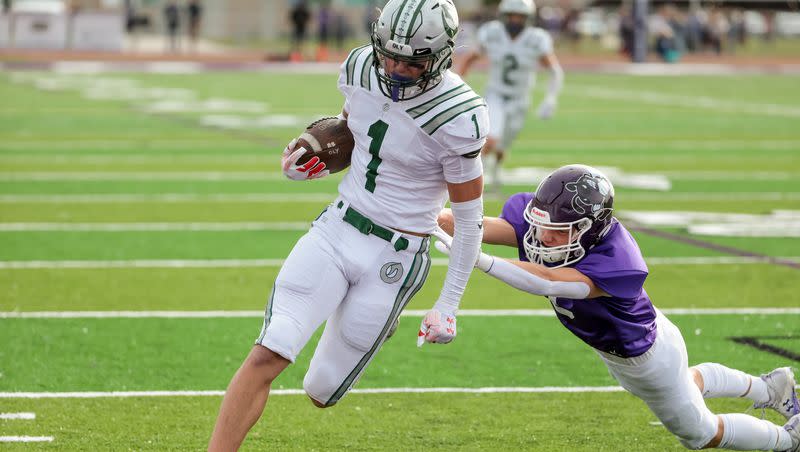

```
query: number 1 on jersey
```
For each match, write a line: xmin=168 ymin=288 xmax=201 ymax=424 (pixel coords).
xmin=365 ymin=120 xmax=388 ymax=193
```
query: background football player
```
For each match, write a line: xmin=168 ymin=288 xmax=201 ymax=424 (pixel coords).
xmin=458 ymin=0 xmax=563 ymax=196
xmin=435 ymin=164 xmax=800 ymax=451
xmin=209 ymin=1 xmax=489 ymax=450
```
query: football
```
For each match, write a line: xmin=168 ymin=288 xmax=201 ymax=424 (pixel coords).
xmin=295 ymin=117 xmax=355 ymax=174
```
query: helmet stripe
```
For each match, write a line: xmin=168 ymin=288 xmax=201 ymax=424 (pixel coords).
xmin=405 ymin=0 xmax=427 ymax=44
xmin=390 ymin=0 xmax=412 ymax=42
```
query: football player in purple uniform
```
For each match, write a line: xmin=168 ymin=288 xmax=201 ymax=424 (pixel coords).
xmin=435 ymin=164 xmax=800 ymax=451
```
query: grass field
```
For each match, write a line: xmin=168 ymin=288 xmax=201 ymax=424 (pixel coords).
xmin=0 ymin=66 xmax=798 ymax=450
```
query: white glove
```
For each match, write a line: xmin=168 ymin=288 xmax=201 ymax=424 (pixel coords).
xmin=537 ymin=96 xmax=557 ymax=120
xmin=432 ymin=227 xmax=494 ymax=272
xmin=417 ymin=308 xmax=457 ymax=347
xmin=281 ymin=138 xmax=330 ymax=181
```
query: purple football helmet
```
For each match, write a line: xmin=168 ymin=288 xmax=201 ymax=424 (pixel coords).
xmin=523 ymin=164 xmax=615 ymax=267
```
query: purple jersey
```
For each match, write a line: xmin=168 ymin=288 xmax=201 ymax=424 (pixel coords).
xmin=500 ymin=192 xmax=657 ymax=357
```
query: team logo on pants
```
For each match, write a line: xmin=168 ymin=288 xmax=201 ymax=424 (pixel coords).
xmin=380 ymin=262 xmax=404 ymax=284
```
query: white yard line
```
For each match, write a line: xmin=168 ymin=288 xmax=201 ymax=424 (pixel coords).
xmin=0 ymin=172 xmax=286 ymax=181
xmin=0 ymin=412 xmax=35 ymax=420
xmin=0 ymin=387 xmax=624 ymax=399
xmin=0 ymin=256 xmax=796 ymax=270
xmin=0 ymin=222 xmax=310 ymax=232
xmin=0 ymin=193 xmax=335 ymax=203
xmin=572 ymin=85 xmax=800 ymax=118
xmin=0 ymin=436 xmax=54 ymax=442
xmin=0 ymin=192 xmax=798 ymax=203
xmin=2 ymin=308 xmax=798 ymax=319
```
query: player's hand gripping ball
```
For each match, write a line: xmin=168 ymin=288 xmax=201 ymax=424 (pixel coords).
xmin=282 ymin=117 xmax=355 ymax=180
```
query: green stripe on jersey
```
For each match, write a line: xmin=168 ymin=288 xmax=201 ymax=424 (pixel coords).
xmin=345 ymin=45 xmax=370 ymax=86
xmin=360 ymin=53 xmax=374 ymax=89
xmin=421 ymin=96 xmax=486 ymax=135
xmin=406 ymin=83 xmax=469 ymax=118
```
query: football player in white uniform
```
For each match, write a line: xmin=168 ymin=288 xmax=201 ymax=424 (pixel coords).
xmin=458 ymin=0 xmax=563 ymax=195
xmin=209 ymin=1 xmax=488 ymax=450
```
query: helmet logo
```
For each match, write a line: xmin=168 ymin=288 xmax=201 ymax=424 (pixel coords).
xmin=441 ymin=2 xmax=459 ymax=38
xmin=565 ymin=174 xmax=610 ymax=215
xmin=380 ymin=262 xmax=404 ymax=284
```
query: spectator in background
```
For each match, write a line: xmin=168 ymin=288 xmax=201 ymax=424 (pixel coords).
xmin=290 ymin=0 xmax=311 ymax=62
xmin=618 ymin=5 xmax=634 ymax=57
xmin=708 ymin=8 xmax=729 ymax=54
xmin=316 ymin=2 xmax=332 ymax=61
xmin=333 ymin=9 xmax=349 ymax=52
xmin=164 ymin=0 xmax=180 ymax=52
xmin=685 ymin=7 xmax=704 ymax=52
xmin=727 ymin=9 xmax=746 ymax=53
xmin=187 ymin=0 xmax=202 ymax=52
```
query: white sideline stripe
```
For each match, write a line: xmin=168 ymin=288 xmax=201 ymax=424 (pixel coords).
xmin=0 ymin=387 xmax=626 ymax=399
xmin=0 ymin=412 xmax=35 ymax=420
xmin=0 ymin=222 xmax=310 ymax=232
xmin=1 ymin=192 xmax=799 ymax=203
xmin=0 ymin=256 xmax=797 ymax=269
xmin=0 ymin=436 xmax=54 ymax=443
xmin=2 ymin=308 xmax=798 ymax=319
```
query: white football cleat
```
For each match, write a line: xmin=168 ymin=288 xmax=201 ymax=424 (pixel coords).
xmin=754 ymin=367 xmax=800 ymax=420
xmin=783 ymin=413 xmax=800 ymax=452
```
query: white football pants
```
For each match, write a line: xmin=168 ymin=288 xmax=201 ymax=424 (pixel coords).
xmin=255 ymin=203 xmax=431 ymax=406
xmin=597 ymin=311 xmax=718 ymax=449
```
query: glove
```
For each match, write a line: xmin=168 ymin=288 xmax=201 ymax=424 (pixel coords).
xmin=432 ymin=227 xmax=494 ymax=272
xmin=537 ymin=96 xmax=557 ymax=120
xmin=281 ymin=138 xmax=329 ymax=181
xmin=417 ymin=308 xmax=457 ymax=347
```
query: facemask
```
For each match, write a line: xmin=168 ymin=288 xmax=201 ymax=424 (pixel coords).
xmin=505 ymin=22 xmax=524 ymax=37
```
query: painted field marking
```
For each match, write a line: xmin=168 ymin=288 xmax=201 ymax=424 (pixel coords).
xmin=0 ymin=193 xmax=335 ymax=203
xmin=0 ymin=436 xmax=54 ymax=443
xmin=0 ymin=222 xmax=310 ymax=232
xmin=0 ymin=387 xmax=623 ymax=399
xmin=0 ymin=192 xmax=798 ymax=204
xmin=2 ymin=308 xmax=799 ymax=319
xmin=572 ymin=85 xmax=800 ymax=118
xmin=0 ymin=412 xmax=35 ymax=420
xmin=0 ymin=256 xmax=797 ymax=270
xmin=0 ymin=172 xmax=286 ymax=181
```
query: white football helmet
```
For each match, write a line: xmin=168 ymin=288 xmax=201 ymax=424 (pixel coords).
xmin=371 ymin=0 xmax=459 ymax=101
xmin=498 ymin=0 xmax=536 ymax=16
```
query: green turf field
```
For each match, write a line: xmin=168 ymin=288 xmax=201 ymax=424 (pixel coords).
xmin=0 ymin=68 xmax=798 ymax=450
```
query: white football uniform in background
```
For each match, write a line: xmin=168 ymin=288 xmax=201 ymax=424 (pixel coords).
xmin=256 ymin=45 xmax=489 ymax=406
xmin=476 ymin=20 xmax=553 ymax=150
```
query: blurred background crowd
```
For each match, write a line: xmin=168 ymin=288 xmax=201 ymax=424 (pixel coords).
xmin=1 ymin=0 xmax=799 ymax=62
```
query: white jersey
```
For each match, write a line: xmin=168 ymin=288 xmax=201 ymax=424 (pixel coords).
xmin=476 ymin=21 xmax=554 ymax=98
xmin=336 ymin=45 xmax=489 ymax=233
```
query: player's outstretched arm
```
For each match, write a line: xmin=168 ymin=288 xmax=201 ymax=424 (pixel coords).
xmin=418 ymin=176 xmax=484 ymax=347
xmin=438 ymin=209 xmax=518 ymax=247
xmin=536 ymin=53 xmax=563 ymax=120
xmin=432 ymin=228 xmax=607 ymax=300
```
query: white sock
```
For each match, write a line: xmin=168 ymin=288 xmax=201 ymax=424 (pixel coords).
xmin=693 ymin=363 xmax=768 ymax=402
xmin=718 ymin=413 xmax=792 ymax=451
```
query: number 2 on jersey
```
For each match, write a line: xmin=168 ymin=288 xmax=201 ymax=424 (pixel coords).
xmin=365 ymin=120 xmax=388 ymax=193
xmin=501 ymin=54 xmax=519 ymax=86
